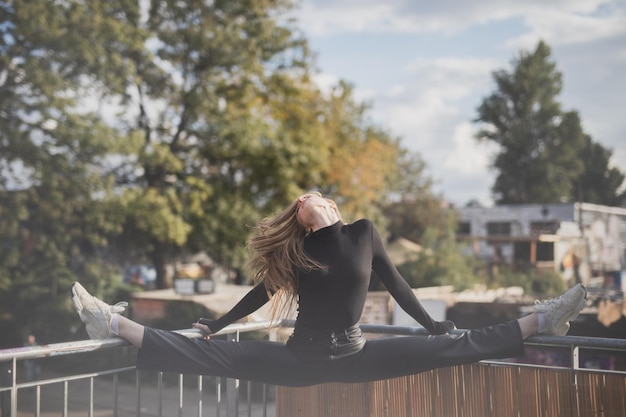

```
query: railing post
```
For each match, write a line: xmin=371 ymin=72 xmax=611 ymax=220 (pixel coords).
xmin=571 ymin=344 xmax=582 ymax=417
xmin=178 ymin=374 xmax=184 ymax=417
xmin=10 ymin=357 xmax=16 ymax=417
xmin=89 ymin=377 xmax=94 ymax=417
xmin=113 ymin=373 xmax=119 ymax=417
xmin=226 ymin=332 xmax=239 ymax=417
xmin=135 ymin=370 xmax=141 ymax=417
xmin=157 ymin=372 xmax=163 ymax=417
xmin=35 ymin=385 xmax=41 ymax=417
xmin=197 ymin=375 xmax=203 ymax=417
xmin=571 ymin=344 xmax=580 ymax=384
xmin=63 ymin=380 xmax=68 ymax=417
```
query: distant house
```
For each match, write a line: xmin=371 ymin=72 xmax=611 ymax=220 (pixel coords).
xmin=456 ymin=202 xmax=626 ymax=289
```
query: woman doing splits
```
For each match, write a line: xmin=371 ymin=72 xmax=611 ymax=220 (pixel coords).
xmin=71 ymin=192 xmax=586 ymax=387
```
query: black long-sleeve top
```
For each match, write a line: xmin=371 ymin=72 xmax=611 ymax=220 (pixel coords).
xmin=205 ymin=219 xmax=447 ymax=334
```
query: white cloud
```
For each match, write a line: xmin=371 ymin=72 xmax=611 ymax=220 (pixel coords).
xmin=439 ymin=123 xmax=499 ymax=206
xmin=295 ymin=0 xmax=620 ymax=38
xmin=369 ymin=57 xmax=496 ymax=150
xmin=507 ymin=8 xmax=626 ymax=49
xmin=443 ymin=123 xmax=492 ymax=175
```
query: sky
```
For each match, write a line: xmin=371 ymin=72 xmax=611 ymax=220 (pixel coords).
xmin=290 ymin=0 xmax=626 ymax=207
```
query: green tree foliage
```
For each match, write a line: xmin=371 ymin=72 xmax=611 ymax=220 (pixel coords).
xmin=0 ymin=0 xmax=134 ymax=341
xmin=378 ymin=151 xmax=480 ymax=291
xmin=103 ymin=1 xmax=403 ymax=287
xmin=382 ymin=151 xmax=448 ymax=243
xmin=396 ymin=223 xmax=480 ymax=291
xmin=475 ymin=41 xmax=624 ymax=205
xmin=489 ymin=266 xmax=565 ymax=297
xmin=0 ymin=0 xmax=411 ymax=341
xmin=318 ymin=81 xmax=401 ymax=225
xmin=575 ymin=135 xmax=626 ymax=206
xmin=475 ymin=41 xmax=582 ymax=203
xmin=102 ymin=0 xmax=320 ymax=287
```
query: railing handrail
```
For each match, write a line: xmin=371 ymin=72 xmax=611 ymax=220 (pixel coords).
xmin=2 ymin=319 xmax=625 ymax=363
xmin=352 ymin=321 xmax=626 ymax=351
xmin=0 ymin=320 xmax=278 ymax=362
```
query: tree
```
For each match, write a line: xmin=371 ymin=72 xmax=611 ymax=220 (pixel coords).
xmin=382 ymin=150 xmax=449 ymax=243
xmin=1 ymin=0 xmax=408 ymax=303
xmin=395 ymin=220 xmax=480 ymax=291
xmin=318 ymin=81 xmax=401 ymax=225
xmin=475 ymin=41 xmax=585 ymax=204
xmin=101 ymin=0 xmax=318 ymax=287
xmin=368 ymin=149 xmax=479 ymax=291
xmin=574 ymin=136 xmax=626 ymax=206
xmin=0 ymin=0 xmax=139 ymax=341
xmin=106 ymin=1 xmax=407 ymax=287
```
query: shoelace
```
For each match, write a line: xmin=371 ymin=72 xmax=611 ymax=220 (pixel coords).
xmin=533 ymin=297 xmax=563 ymax=311
xmin=535 ymin=285 xmax=586 ymax=306
xmin=534 ymin=291 xmax=570 ymax=306
xmin=534 ymin=299 xmax=553 ymax=307
xmin=110 ymin=301 xmax=128 ymax=313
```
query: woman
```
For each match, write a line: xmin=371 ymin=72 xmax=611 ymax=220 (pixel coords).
xmin=72 ymin=192 xmax=586 ymax=387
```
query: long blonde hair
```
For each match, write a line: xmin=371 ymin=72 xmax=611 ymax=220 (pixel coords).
xmin=246 ymin=198 xmax=324 ymax=320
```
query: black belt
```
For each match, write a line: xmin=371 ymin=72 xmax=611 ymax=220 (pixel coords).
xmin=287 ymin=324 xmax=366 ymax=360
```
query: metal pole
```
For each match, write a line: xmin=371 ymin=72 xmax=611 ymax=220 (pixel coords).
xmin=178 ymin=374 xmax=184 ymax=417
xmin=89 ymin=377 xmax=94 ymax=417
xmin=225 ymin=332 xmax=239 ymax=417
xmin=113 ymin=373 xmax=119 ymax=417
xmin=10 ymin=358 xmax=16 ymax=417
xmin=135 ymin=370 xmax=141 ymax=417
xmin=158 ymin=372 xmax=163 ymax=417
xmin=197 ymin=375 xmax=203 ymax=417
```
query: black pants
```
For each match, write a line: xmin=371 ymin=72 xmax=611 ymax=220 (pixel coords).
xmin=137 ymin=321 xmax=524 ymax=387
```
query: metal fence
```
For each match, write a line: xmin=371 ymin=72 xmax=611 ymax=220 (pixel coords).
xmin=0 ymin=321 xmax=276 ymax=417
xmin=1 ymin=320 xmax=625 ymax=417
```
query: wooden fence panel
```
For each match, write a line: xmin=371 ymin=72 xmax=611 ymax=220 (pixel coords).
xmin=276 ymin=363 xmax=626 ymax=417
xmin=576 ymin=372 xmax=626 ymax=417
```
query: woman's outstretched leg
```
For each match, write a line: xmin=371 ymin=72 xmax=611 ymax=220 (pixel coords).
xmin=71 ymin=282 xmax=145 ymax=348
xmin=333 ymin=284 xmax=587 ymax=383
xmin=71 ymin=282 xmax=304 ymax=386
xmin=117 ymin=315 xmax=145 ymax=347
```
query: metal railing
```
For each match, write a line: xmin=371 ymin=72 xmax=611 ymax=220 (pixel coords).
xmin=0 ymin=321 xmax=277 ymax=417
xmin=1 ymin=320 xmax=625 ymax=417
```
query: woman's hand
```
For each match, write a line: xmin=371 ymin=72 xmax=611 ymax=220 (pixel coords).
xmin=192 ymin=318 xmax=215 ymax=339
xmin=431 ymin=320 xmax=456 ymax=335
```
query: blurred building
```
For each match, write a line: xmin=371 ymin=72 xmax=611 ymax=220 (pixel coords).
xmin=456 ymin=202 xmax=626 ymax=290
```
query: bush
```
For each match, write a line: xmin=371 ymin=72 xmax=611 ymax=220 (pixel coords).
xmin=490 ymin=265 xmax=565 ymax=296
xmin=396 ymin=229 xmax=480 ymax=291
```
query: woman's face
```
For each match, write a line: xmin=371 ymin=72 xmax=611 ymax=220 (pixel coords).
xmin=295 ymin=192 xmax=339 ymax=229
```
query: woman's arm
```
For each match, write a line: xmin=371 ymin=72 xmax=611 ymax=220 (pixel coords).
xmin=196 ymin=282 xmax=270 ymax=334
xmin=369 ymin=221 xmax=454 ymax=335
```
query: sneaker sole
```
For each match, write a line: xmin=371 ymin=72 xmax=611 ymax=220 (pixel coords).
xmin=71 ymin=282 xmax=111 ymax=339
xmin=556 ymin=286 xmax=587 ymax=334
xmin=71 ymin=283 xmax=84 ymax=320
xmin=565 ymin=289 xmax=586 ymax=323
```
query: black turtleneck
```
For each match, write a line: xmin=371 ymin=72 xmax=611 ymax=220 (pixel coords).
xmin=205 ymin=219 xmax=444 ymax=334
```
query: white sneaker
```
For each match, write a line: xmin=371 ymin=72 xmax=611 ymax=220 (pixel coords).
xmin=533 ymin=284 xmax=587 ymax=336
xmin=71 ymin=282 xmax=128 ymax=339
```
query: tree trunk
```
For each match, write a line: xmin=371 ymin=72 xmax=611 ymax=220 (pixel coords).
xmin=151 ymin=242 xmax=171 ymax=289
